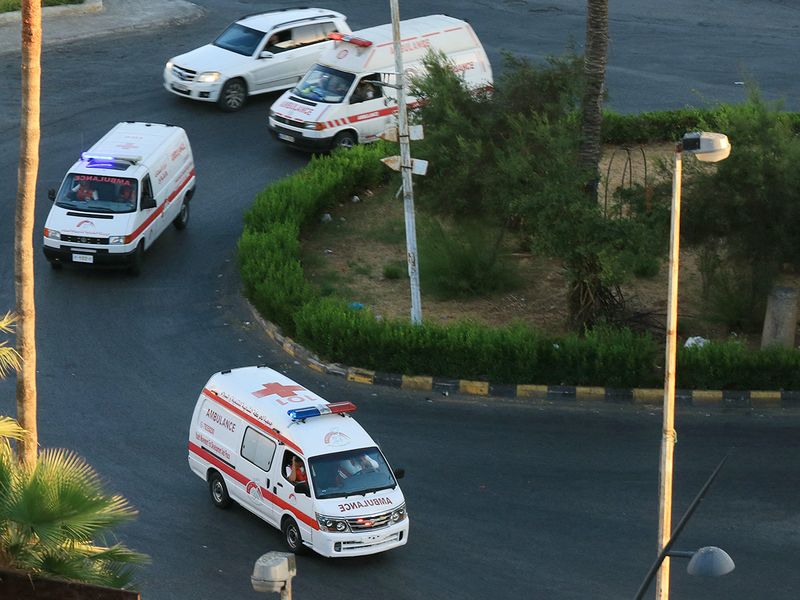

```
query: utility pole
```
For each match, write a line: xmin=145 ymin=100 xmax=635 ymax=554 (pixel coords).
xmin=390 ymin=0 xmax=422 ymax=324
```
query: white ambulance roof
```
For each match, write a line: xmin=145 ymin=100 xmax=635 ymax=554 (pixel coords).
xmin=238 ymin=8 xmax=346 ymax=33
xmin=204 ymin=366 xmax=375 ymax=458
xmin=344 ymin=14 xmax=464 ymax=47
xmin=322 ymin=15 xmax=480 ymax=74
xmin=86 ymin=122 xmax=182 ymax=163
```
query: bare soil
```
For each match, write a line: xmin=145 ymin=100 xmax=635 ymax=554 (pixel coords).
xmin=300 ymin=143 xmax=731 ymax=341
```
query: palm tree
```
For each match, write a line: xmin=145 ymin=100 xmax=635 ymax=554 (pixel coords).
xmin=578 ymin=0 xmax=609 ymax=194
xmin=0 ymin=313 xmax=21 ymax=379
xmin=0 ymin=416 xmax=148 ymax=588
xmin=15 ymin=0 xmax=43 ymax=468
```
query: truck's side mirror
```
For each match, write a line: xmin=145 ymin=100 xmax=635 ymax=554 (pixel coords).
xmin=47 ymin=188 xmax=56 ymax=201
xmin=393 ymin=467 xmax=405 ymax=480
xmin=294 ymin=481 xmax=310 ymax=497
xmin=141 ymin=194 xmax=156 ymax=210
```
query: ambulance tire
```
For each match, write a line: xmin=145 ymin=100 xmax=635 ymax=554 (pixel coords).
xmin=218 ymin=78 xmax=247 ymax=112
xmin=128 ymin=242 xmax=144 ymax=276
xmin=208 ymin=471 xmax=232 ymax=509
xmin=333 ymin=131 xmax=357 ymax=150
xmin=173 ymin=200 xmax=189 ymax=230
xmin=281 ymin=517 xmax=306 ymax=554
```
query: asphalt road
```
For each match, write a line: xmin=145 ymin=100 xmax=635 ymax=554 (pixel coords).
xmin=0 ymin=1 xmax=799 ymax=598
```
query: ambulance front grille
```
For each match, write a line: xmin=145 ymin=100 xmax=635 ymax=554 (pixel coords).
xmin=61 ymin=234 xmax=109 ymax=245
xmin=345 ymin=509 xmax=393 ymax=531
xmin=272 ymin=114 xmax=306 ymax=128
xmin=172 ymin=64 xmax=196 ymax=82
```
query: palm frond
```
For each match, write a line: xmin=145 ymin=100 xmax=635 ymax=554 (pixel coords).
xmin=0 ymin=312 xmax=21 ymax=379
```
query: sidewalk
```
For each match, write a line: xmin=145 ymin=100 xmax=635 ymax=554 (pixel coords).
xmin=0 ymin=0 xmax=204 ymax=56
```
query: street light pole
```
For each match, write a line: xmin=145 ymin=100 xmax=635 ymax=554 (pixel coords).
xmin=653 ymin=131 xmax=730 ymax=599
xmin=389 ymin=0 xmax=423 ymax=324
xmin=655 ymin=141 xmax=683 ymax=600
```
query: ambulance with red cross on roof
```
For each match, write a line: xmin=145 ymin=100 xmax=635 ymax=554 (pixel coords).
xmin=188 ymin=365 xmax=409 ymax=557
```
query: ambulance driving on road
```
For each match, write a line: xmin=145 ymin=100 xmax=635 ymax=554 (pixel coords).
xmin=188 ymin=366 xmax=409 ymax=557
xmin=268 ymin=14 xmax=492 ymax=151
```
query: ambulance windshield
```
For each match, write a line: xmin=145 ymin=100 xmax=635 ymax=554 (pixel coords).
xmin=309 ymin=447 xmax=396 ymax=500
xmin=292 ymin=65 xmax=354 ymax=104
xmin=55 ymin=174 xmax=138 ymax=214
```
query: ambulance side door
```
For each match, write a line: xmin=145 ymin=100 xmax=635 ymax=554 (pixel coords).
xmin=138 ymin=175 xmax=162 ymax=248
xmin=348 ymin=75 xmax=391 ymax=142
xmin=238 ymin=427 xmax=279 ymax=525
xmin=273 ymin=449 xmax=316 ymax=541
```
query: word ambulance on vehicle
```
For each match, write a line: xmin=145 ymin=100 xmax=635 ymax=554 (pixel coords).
xmin=43 ymin=122 xmax=196 ymax=274
xmin=188 ymin=366 xmax=409 ymax=557
xmin=268 ymin=14 xmax=493 ymax=151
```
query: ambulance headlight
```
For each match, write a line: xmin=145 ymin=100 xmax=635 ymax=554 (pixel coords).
xmin=44 ymin=227 xmax=61 ymax=240
xmin=303 ymin=121 xmax=325 ymax=131
xmin=196 ymin=71 xmax=221 ymax=83
xmin=316 ymin=513 xmax=350 ymax=533
xmin=108 ymin=235 xmax=126 ymax=245
xmin=390 ymin=505 xmax=407 ymax=523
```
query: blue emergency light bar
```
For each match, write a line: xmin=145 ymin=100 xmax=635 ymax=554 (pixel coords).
xmin=288 ymin=401 xmax=357 ymax=422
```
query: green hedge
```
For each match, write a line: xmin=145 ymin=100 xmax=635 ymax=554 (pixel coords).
xmin=602 ymin=107 xmax=800 ymax=144
xmin=239 ymin=110 xmax=800 ymax=390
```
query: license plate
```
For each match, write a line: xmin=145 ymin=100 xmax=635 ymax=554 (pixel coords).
xmin=278 ymin=133 xmax=295 ymax=143
xmin=72 ymin=254 xmax=94 ymax=264
xmin=172 ymin=83 xmax=188 ymax=92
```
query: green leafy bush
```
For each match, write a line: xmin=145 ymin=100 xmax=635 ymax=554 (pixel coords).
xmin=418 ymin=218 xmax=521 ymax=299
xmin=679 ymin=340 xmax=800 ymax=390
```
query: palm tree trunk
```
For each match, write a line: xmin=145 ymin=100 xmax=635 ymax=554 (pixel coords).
xmin=15 ymin=0 xmax=42 ymax=467
xmin=578 ymin=0 xmax=609 ymax=195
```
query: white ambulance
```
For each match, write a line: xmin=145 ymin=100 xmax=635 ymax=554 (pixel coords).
xmin=43 ymin=122 xmax=196 ymax=275
xmin=268 ymin=14 xmax=492 ymax=151
xmin=188 ymin=366 xmax=409 ymax=557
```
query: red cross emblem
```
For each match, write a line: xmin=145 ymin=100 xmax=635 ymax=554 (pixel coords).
xmin=252 ymin=383 xmax=304 ymax=398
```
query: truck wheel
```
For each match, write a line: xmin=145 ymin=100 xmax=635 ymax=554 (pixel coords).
xmin=218 ymin=78 xmax=247 ymax=112
xmin=209 ymin=472 xmax=232 ymax=509
xmin=282 ymin=517 xmax=306 ymax=554
xmin=173 ymin=200 xmax=189 ymax=230
xmin=333 ymin=131 xmax=357 ymax=150
xmin=128 ymin=242 xmax=144 ymax=276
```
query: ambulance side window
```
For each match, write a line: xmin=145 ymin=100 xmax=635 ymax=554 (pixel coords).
xmin=241 ymin=427 xmax=277 ymax=472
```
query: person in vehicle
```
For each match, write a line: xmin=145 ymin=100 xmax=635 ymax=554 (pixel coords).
xmin=117 ymin=184 xmax=135 ymax=204
xmin=286 ymin=454 xmax=307 ymax=483
xmin=336 ymin=452 xmax=379 ymax=483
xmin=72 ymin=180 xmax=98 ymax=201
xmin=352 ymin=79 xmax=377 ymax=102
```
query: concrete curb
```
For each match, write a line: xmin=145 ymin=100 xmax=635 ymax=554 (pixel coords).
xmin=0 ymin=0 xmax=103 ymax=26
xmin=248 ymin=304 xmax=800 ymax=410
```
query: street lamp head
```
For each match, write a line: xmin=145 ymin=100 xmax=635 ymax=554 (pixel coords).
xmin=251 ymin=551 xmax=296 ymax=594
xmin=686 ymin=546 xmax=735 ymax=577
xmin=682 ymin=131 xmax=731 ymax=162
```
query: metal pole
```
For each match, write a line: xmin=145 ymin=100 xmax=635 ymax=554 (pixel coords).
xmin=655 ymin=142 xmax=682 ymax=600
xmin=390 ymin=0 xmax=422 ymax=324
xmin=634 ymin=452 xmax=730 ymax=600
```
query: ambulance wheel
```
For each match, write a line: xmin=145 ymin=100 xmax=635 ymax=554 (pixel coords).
xmin=208 ymin=472 xmax=232 ymax=509
xmin=282 ymin=517 xmax=306 ymax=554
xmin=173 ymin=200 xmax=189 ymax=230
xmin=218 ymin=78 xmax=247 ymax=112
xmin=333 ymin=131 xmax=357 ymax=150
xmin=128 ymin=242 xmax=144 ymax=276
